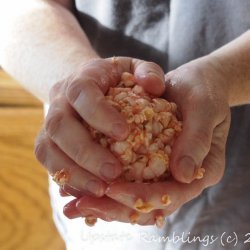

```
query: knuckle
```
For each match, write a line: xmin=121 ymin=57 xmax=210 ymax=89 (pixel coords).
xmin=66 ymin=79 xmax=83 ymax=104
xmin=146 ymin=61 xmax=162 ymax=72
xmin=207 ymin=151 xmax=225 ymax=187
xmin=34 ymin=136 xmax=61 ymax=173
xmin=45 ymin=109 xmax=64 ymax=139
xmin=209 ymin=174 xmax=223 ymax=186
xmin=82 ymin=58 xmax=102 ymax=69
xmin=34 ymin=137 xmax=48 ymax=165
xmin=206 ymin=164 xmax=224 ymax=187
xmin=49 ymin=81 xmax=63 ymax=101
xmin=213 ymin=136 xmax=226 ymax=155
xmin=214 ymin=127 xmax=229 ymax=143
xmin=189 ymin=87 xmax=228 ymax=123
xmin=193 ymin=128 xmax=212 ymax=153
xmin=86 ymin=96 xmax=103 ymax=121
xmin=73 ymin=145 xmax=90 ymax=167
xmin=166 ymin=69 xmax=183 ymax=86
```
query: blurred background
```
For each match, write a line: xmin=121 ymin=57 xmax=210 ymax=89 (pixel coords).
xmin=0 ymin=69 xmax=65 ymax=250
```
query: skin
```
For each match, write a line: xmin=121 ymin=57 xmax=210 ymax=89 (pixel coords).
xmin=0 ymin=0 xmax=250 ymax=225
xmin=36 ymin=57 xmax=165 ymax=197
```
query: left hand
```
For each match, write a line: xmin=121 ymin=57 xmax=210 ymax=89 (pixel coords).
xmin=63 ymin=55 xmax=231 ymax=226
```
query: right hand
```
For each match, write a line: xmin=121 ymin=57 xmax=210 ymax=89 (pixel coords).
xmin=34 ymin=57 xmax=165 ymax=197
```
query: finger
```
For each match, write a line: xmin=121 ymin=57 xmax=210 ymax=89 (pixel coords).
xmin=132 ymin=60 xmax=165 ymax=96
xmin=59 ymin=185 xmax=85 ymax=198
xmin=35 ymin=128 xmax=107 ymax=197
xmin=104 ymin=179 xmax=202 ymax=214
xmin=105 ymin=181 xmax=176 ymax=212
xmin=63 ymin=198 xmax=80 ymax=219
xmin=74 ymin=195 xmax=161 ymax=226
xmin=105 ymin=118 xmax=230 ymax=213
xmin=65 ymin=195 xmax=167 ymax=227
xmin=44 ymin=97 xmax=123 ymax=182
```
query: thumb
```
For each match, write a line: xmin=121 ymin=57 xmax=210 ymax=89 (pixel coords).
xmin=132 ymin=60 xmax=166 ymax=96
xmin=170 ymin=104 xmax=214 ymax=184
xmin=106 ymin=57 xmax=165 ymax=96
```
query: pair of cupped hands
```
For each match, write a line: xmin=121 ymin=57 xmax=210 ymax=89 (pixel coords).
xmin=35 ymin=56 xmax=231 ymax=226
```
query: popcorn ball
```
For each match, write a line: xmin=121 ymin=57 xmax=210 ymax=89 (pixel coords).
xmin=88 ymin=72 xmax=183 ymax=183
xmin=56 ymin=71 xmax=205 ymax=228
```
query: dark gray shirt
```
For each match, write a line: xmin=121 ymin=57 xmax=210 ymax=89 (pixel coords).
xmin=75 ymin=1 xmax=250 ymax=249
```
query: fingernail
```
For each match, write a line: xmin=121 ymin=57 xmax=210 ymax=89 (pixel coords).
xmin=100 ymin=163 xmax=121 ymax=180
xmin=112 ymin=122 xmax=128 ymax=140
xmin=65 ymin=211 xmax=80 ymax=219
xmin=86 ymin=180 xmax=104 ymax=196
xmin=148 ymin=72 xmax=164 ymax=83
xmin=63 ymin=203 xmax=81 ymax=219
xmin=177 ymin=156 xmax=196 ymax=182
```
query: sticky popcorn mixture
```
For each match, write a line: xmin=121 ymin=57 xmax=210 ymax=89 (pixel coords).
xmin=88 ymin=72 xmax=183 ymax=183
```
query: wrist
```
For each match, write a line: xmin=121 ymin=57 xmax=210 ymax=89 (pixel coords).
xmin=188 ymin=55 xmax=230 ymax=106
xmin=48 ymin=53 xmax=100 ymax=102
xmin=207 ymin=42 xmax=250 ymax=107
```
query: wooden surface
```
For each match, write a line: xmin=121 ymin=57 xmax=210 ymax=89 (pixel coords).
xmin=0 ymin=71 xmax=65 ymax=250
xmin=0 ymin=71 xmax=41 ymax=107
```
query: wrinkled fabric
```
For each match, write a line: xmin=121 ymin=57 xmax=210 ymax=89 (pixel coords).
xmin=48 ymin=1 xmax=250 ymax=249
